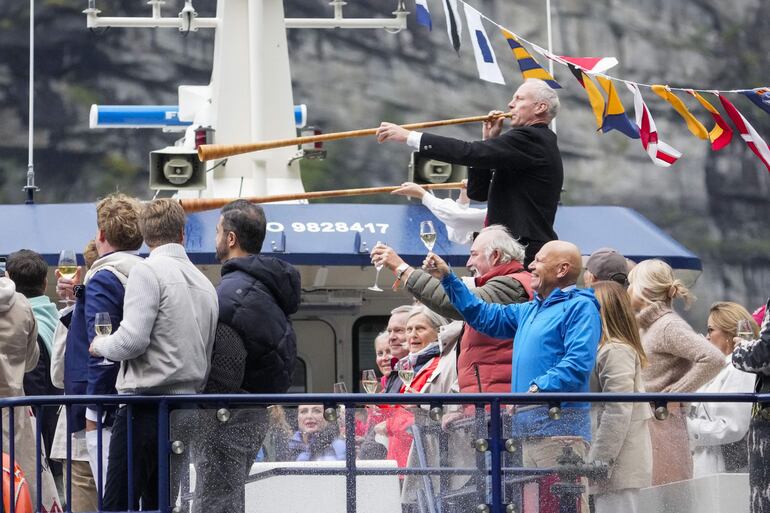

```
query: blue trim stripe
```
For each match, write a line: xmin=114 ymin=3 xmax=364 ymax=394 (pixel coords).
xmin=506 ymin=37 xmax=523 ymax=50
xmin=516 ymin=57 xmax=542 ymax=72
xmin=475 ymin=30 xmax=494 ymax=63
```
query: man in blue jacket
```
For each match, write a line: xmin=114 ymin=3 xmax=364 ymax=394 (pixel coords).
xmin=57 ymin=193 xmax=144 ymax=505
xmin=195 ymin=199 xmax=301 ymax=513
xmin=423 ymin=240 xmax=600 ymax=504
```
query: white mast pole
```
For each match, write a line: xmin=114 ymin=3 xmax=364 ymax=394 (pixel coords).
xmin=25 ymin=0 xmax=38 ymax=203
xmin=546 ymin=0 xmax=556 ymax=134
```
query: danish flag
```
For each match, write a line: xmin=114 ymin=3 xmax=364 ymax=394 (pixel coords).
xmin=625 ymin=83 xmax=682 ymax=167
xmin=719 ymin=94 xmax=770 ymax=173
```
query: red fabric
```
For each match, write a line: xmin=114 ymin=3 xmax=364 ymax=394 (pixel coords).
xmin=385 ymin=356 xmax=441 ymax=467
xmin=457 ymin=262 xmax=533 ymax=393
xmin=753 ymin=305 xmax=766 ymax=327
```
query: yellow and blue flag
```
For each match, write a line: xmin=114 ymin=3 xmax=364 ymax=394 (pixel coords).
xmin=596 ymin=76 xmax=640 ymax=139
xmin=500 ymin=29 xmax=560 ymax=89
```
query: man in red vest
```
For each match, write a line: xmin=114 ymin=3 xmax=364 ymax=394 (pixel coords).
xmin=371 ymin=224 xmax=532 ymax=403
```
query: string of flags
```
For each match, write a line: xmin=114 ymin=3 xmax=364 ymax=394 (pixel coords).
xmin=411 ymin=0 xmax=770 ymax=172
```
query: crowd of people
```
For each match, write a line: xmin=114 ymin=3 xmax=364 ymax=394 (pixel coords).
xmin=0 ymin=76 xmax=768 ymax=513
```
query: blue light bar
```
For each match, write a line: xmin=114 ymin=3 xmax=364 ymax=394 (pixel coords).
xmin=90 ymin=104 xmax=310 ymax=129
xmin=90 ymin=105 xmax=190 ymax=128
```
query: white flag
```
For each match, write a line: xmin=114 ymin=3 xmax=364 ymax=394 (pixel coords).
xmin=463 ymin=4 xmax=504 ymax=85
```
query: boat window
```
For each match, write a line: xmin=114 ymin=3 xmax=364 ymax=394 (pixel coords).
xmin=286 ymin=356 xmax=307 ymax=393
xmin=352 ymin=315 xmax=389 ymax=392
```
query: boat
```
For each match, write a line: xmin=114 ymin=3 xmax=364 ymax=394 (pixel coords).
xmin=0 ymin=0 xmax=703 ymax=394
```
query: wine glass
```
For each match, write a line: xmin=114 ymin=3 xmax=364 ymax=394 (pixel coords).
xmin=57 ymin=249 xmax=78 ymax=305
xmin=368 ymin=241 xmax=384 ymax=292
xmin=419 ymin=221 xmax=436 ymax=253
xmin=361 ymin=369 xmax=378 ymax=394
xmin=93 ymin=312 xmax=115 ymax=366
xmin=737 ymin=320 xmax=754 ymax=343
xmin=398 ymin=359 xmax=415 ymax=393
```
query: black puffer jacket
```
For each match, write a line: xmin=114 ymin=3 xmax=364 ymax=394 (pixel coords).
xmin=217 ymin=255 xmax=301 ymax=393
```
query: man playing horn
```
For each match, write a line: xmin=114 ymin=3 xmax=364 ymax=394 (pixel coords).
xmin=376 ymin=78 xmax=563 ymax=266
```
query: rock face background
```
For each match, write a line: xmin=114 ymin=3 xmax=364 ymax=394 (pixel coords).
xmin=0 ymin=0 xmax=768 ymax=326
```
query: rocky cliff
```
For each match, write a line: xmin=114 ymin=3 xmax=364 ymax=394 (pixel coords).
xmin=0 ymin=0 xmax=767 ymax=325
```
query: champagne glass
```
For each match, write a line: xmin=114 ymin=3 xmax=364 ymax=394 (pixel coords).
xmin=419 ymin=220 xmax=436 ymax=253
xmin=368 ymin=241 xmax=384 ymax=292
xmin=58 ymin=249 xmax=78 ymax=305
xmin=737 ymin=320 xmax=754 ymax=343
xmin=361 ymin=369 xmax=378 ymax=394
xmin=93 ymin=312 xmax=114 ymax=366
xmin=333 ymin=381 xmax=348 ymax=420
xmin=398 ymin=359 xmax=415 ymax=393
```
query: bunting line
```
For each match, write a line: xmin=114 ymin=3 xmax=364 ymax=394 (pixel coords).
xmin=568 ymin=65 xmax=605 ymax=130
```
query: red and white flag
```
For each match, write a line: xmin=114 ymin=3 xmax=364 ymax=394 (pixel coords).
xmin=719 ymin=94 xmax=770 ymax=173
xmin=625 ymin=83 xmax=682 ymax=167
xmin=555 ymin=55 xmax=618 ymax=74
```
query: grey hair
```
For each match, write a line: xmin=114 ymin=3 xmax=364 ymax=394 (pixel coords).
xmin=390 ymin=305 xmax=413 ymax=316
xmin=480 ymin=224 xmax=526 ymax=264
xmin=374 ymin=330 xmax=389 ymax=344
xmin=526 ymin=78 xmax=560 ymax=122
xmin=407 ymin=304 xmax=450 ymax=330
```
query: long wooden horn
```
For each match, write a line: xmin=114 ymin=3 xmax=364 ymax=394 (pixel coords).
xmin=179 ymin=182 xmax=464 ymax=213
xmin=197 ymin=112 xmax=512 ymax=161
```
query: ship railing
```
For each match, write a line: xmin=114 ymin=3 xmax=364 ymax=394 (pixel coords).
xmin=0 ymin=392 xmax=764 ymax=513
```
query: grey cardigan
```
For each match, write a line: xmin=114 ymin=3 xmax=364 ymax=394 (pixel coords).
xmin=91 ymin=243 xmax=218 ymax=395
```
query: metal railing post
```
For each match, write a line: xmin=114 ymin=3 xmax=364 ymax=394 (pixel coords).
xmin=35 ymin=405 xmax=43 ymax=513
xmin=489 ymin=400 xmax=503 ymax=513
xmin=344 ymin=400 xmax=357 ymax=513
xmin=158 ymin=400 xmax=171 ymax=513
xmin=9 ymin=406 xmax=16 ymax=513
xmin=127 ymin=404 xmax=134 ymax=511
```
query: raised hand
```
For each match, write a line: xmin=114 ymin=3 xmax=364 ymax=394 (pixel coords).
xmin=376 ymin=122 xmax=410 ymax=143
xmin=482 ymin=110 xmax=505 ymax=140
xmin=422 ymin=252 xmax=450 ymax=279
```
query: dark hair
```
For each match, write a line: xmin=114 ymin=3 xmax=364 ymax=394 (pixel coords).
xmin=6 ymin=249 xmax=48 ymax=297
xmin=221 ymin=200 xmax=266 ymax=254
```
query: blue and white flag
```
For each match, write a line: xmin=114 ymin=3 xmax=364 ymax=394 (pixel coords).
xmin=463 ymin=3 xmax=504 ymax=84
xmin=415 ymin=0 xmax=432 ymax=30
xmin=442 ymin=0 xmax=462 ymax=52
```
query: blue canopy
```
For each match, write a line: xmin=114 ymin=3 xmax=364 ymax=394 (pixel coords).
xmin=0 ymin=202 xmax=700 ymax=271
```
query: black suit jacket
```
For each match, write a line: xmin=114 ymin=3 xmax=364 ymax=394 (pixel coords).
xmin=417 ymin=123 xmax=563 ymax=243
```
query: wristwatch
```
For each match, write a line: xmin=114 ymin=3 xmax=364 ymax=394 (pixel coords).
xmin=528 ymin=383 xmax=540 ymax=394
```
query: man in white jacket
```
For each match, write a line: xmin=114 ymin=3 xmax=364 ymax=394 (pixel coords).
xmin=90 ymin=198 xmax=219 ymax=511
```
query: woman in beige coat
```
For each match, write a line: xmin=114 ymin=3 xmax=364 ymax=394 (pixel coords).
xmin=0 ymin=277 xmax=62 ymax=511
xmin=628 ymin=259 xmax=724 ymax=486
xmin=588 ymin=281 xmax=652 ymax=513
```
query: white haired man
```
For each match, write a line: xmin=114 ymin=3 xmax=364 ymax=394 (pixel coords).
xmin=377 ymin=78 xmax=563 ymax=265
xmin=371 ymin=225 xmax=532 ymax=398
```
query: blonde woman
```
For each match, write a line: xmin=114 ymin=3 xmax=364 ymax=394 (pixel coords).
xmin=627 ymin=259 xmax=723 ymax=485
xmin=589 ymin=281 xmax=652 ymax=513
xmin=688 ymin=302 xmax=758 ymax=476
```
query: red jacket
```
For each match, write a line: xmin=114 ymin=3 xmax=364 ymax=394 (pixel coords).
xmin=457 ymin=261 xmax=533 ymax=393
xmin=385 ymin=356 xmax=441 ymax=468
